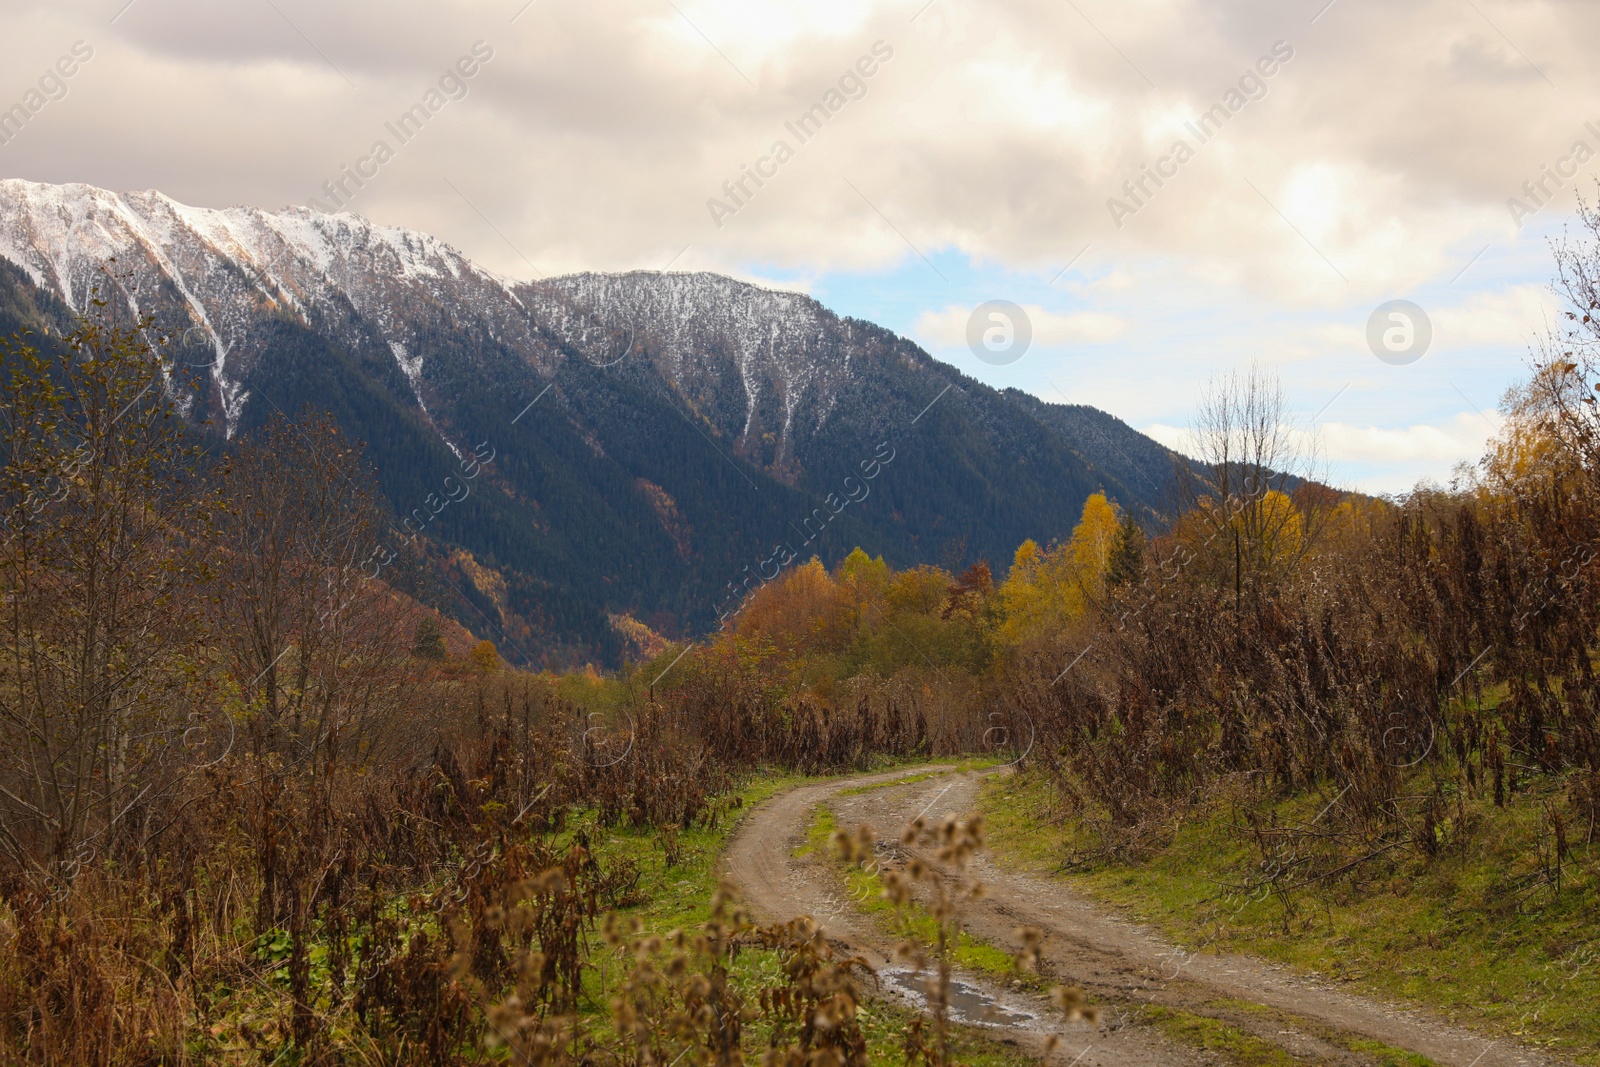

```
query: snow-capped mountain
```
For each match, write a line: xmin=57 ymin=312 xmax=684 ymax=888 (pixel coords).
xmin=0 ymin=180 xmax=536 ymax=436
xmin=0 ymin=179 xmax=879 ymax=466
xmin=0 ymin=179 xmax=1176 ymax=664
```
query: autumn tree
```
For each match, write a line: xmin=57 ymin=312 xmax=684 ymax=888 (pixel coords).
xmin=1542 ymin=191 xmax=1600 ymax=491
xmin=1066 ymin=492 xmax=1120 ymax=602
xmin=835 ymin=547 xmax=890 ymax=640
xmin=212 ymin=410 xmax=408 ymax=769
xmin=1175 ymin=365 xmax=1328 ymax=595
xmin=469 ymin=639 xmax=502 ymax=674
xmin=0 ymin=305 xmax=214 ymax=882
xmin=733 ymin=558 xmax=850 ymax=660
xmin=942 ymin=562 xmax=993 ymax=621
xmin=996 ymin=492 xmax=1120 ymax=647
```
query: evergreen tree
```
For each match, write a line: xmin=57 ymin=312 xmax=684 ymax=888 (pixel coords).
xmin=412 ymin=615 xmax=447 ymax=660
xmin=1107 ymin=513 xmax=1147 ymax=588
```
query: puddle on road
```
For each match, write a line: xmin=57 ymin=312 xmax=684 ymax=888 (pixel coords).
xmin=881 ymin=969 xmax=1038 ymax=1028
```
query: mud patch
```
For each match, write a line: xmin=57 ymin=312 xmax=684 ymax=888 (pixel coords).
xmin=882 ymin=968 xmax=1040 ymax=1029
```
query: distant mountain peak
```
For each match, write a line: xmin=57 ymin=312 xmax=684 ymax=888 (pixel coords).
xmin=0 ymin=179 xmax=1182 ymax=665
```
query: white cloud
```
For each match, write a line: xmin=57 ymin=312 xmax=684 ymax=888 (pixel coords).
xmin=1432 ymin=285 xmax=1560 ymax=350
xmin=1315 ymin=412 xmax=1503 ymax=465
xmin=4 ymin=0 xmax=1597 ymax=285
xmin=913 ymin=304 xmax=1126 ymax=351
xmin=1 ymin=0 xmax=1588 ymax=496
xmin=1143 ymin=412 xmax=1503 ymax=494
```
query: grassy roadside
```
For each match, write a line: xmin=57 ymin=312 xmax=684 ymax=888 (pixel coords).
xmin=581 ymin=759 xmax=1036 ymax=1067
xmin=799 ymin=785 xmax=1443 ymax=1067
xmin=587 ymin=756 xmax=1000 ymax=934
xmin=980 ymin=771 xmax=1600 ymax=1066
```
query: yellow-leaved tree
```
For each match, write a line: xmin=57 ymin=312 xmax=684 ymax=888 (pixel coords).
xmin=734 ymin=558 xmax=849 ymax=658
xmin=997 ymin=492 xmax=1121 ymax=646
xmin=468 ymin=640 xmax=502 ymax=674
xmin=1067 ymin=491 xmax=1121 ymax=603
xmin=1237 ymin=488 xmax=1306 ymax=583
xmin=835 ymin=546 xmax=891 ymax=643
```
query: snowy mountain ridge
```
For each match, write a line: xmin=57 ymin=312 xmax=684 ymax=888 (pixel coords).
xmin=0 ymin=178 xmax=863 ymax=460
xmin=0 ymin=179 xmax=1181 ymax=663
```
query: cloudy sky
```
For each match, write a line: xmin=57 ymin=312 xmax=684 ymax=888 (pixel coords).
xmin=3 ymin=0 xmax=1597 ymax=493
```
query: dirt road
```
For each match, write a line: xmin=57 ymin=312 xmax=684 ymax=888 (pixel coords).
xmin=722 ymin=766 xmax=1566 ymax=1067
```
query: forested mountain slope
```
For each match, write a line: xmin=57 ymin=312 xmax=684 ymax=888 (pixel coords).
xmin=0 ymin=179 xmax=1183 ymax=664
